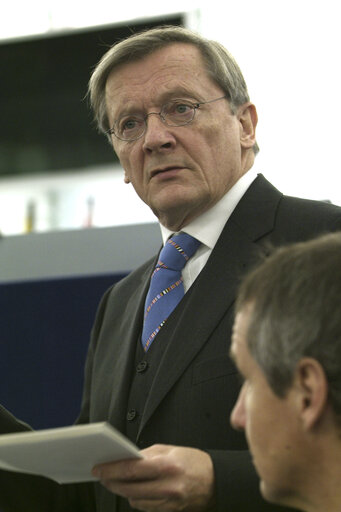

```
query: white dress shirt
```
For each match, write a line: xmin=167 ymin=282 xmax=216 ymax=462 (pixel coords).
xmin=160 ymin=170 xmax=257 ymax=292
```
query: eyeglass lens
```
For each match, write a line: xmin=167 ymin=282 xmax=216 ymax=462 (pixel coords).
xmin=115 ymin=100 xmax=196 ymax=141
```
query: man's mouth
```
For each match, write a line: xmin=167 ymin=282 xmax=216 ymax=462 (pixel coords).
xmin=150 ymin=166 xmax=184 ymax=178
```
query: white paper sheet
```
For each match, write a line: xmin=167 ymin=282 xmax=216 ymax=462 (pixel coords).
xmin=0 ymin=422 xmax=141 ymax=483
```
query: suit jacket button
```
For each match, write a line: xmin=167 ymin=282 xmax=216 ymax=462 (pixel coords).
xmin=136 ymin=361 xmax=148 ymax=373
xmin=127 ymin=409 xmax=138 ymax=421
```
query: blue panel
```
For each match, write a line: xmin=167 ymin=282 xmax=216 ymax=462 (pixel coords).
xmin=0 ymin=273 xmax=126 ymax=429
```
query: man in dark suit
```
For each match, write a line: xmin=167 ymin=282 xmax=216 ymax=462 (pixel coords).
xmin=0 ymin=25 xmax=341 ymax=512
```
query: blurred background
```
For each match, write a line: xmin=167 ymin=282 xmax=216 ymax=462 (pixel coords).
xmin=1 ymin=0 xmax=341 ymax=236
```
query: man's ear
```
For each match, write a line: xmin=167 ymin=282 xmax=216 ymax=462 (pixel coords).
xmin=294 ymin=357 xmax=329 ymax=430
xmin=238 ymin=102 xmax=258 ymax=150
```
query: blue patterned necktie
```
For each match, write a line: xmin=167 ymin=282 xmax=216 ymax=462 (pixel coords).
xmin=141 ymin=232 xmax=201 ymax=352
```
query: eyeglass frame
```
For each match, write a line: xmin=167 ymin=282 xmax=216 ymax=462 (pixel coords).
xmin=106 ymin=95 xmax=228 ymax=142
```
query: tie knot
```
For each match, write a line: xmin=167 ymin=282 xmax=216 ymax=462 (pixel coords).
xmin=158 ymin=232 xmax=200 ymax=271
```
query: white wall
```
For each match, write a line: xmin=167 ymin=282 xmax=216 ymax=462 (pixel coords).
xmin=198 ymin=0 xmax=341 ymax=205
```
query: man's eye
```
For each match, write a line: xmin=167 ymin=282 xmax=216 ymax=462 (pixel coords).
xmin=121 ymin=118 xmax=140 ymax=131
xmin=164 ymin=101 xmax=193 ymax=117
xmin=175 ymin=103 xmax=191 ymax=114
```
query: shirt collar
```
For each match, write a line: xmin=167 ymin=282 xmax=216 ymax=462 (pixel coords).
xmin=160 ymin=169 xmax=258 ymax=248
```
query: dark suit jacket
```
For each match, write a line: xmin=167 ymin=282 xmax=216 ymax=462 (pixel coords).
xmin=1 ymin=174 xmax=341 ymax=512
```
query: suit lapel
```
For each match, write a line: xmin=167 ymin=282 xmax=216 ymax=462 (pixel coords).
xmin=106 ymin=258 xmax=156 ymax=429
xmin=137 ymin=174 xmax=283 ymax=435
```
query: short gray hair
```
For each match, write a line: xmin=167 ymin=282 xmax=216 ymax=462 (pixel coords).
xmin=235 ymin=232 xmax=341 ymax=419
xmin=88 ymin=25 xmax=259 ymax=153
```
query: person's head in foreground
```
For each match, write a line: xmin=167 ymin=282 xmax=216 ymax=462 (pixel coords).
xmin=230 ymin=232 xmax=341 ymax=512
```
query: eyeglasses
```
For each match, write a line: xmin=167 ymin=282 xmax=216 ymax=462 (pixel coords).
xmin=107 ymin=95 xmax=227 ymax=141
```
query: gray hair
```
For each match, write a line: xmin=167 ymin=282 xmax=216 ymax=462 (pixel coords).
xmin=235 ymin=232 xmax=341 ymax=418
xmin=88 ymin=25 xmax=259 ymax=153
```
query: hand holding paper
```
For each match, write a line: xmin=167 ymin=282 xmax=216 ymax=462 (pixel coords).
xmin=93 ymin=444 xmax=215 ymax=512
xmin=0 ymin=422 xmax=141 ymax=483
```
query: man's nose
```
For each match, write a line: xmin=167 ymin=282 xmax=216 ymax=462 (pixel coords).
xmin=230 ymin=384 xmax=247 ymax=431
xmin=142 ymin=114 xmax=175 ymax=152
